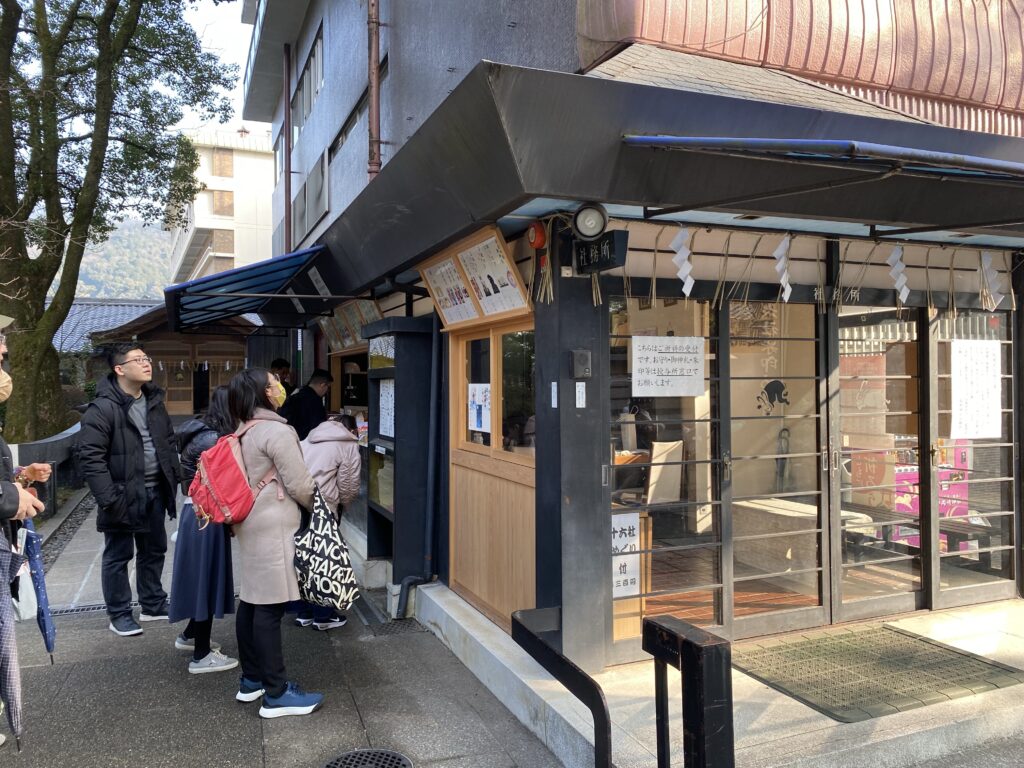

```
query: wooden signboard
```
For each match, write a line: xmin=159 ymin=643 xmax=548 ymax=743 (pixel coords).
xmin=419 ymin=226 xmax=530 ymax=330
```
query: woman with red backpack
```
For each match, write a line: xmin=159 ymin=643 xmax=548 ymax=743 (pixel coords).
xmin=228 ymin=368 xmax=323 ymax=718
xmin=170 ymin=386 xmax=238 ymax=674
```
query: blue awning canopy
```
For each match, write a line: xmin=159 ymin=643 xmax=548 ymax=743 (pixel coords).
xmin=164 ymin=246 xmax=351 ymax=331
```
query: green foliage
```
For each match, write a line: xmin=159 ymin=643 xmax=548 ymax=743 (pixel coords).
xmin=0 ymin=0 xmax=236 ymax=441
xmin=73 ymin=219 xmax=172 ymax=299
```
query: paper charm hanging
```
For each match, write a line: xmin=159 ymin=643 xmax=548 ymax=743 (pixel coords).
xmin=887 ymin=246 xmax=910 ymax=304
xmin=772 ymin=235 xmax=793 ymax=303
xmin=978 ymin=251 xmax=1006 ymax=311
xmin=670 ymin=228 xmax=695 ymax=297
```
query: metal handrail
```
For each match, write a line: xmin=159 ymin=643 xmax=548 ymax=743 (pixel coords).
xmin=510 ymin=607 xmax=612 ymax=768
xmin=643 ymin=616 xmax=735 ymax=768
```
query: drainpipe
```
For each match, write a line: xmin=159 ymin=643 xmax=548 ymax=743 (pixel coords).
xmin=283 ymin=44 xmax=293 ymax=251
xmin=367 ymin=0 xmax=382 ymax=179
xmin=397 ymin=313 xmax=441 ymax=617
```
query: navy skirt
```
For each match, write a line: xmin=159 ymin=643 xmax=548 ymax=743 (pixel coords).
xmin=169 ymin=502 xmax=235 ymax=622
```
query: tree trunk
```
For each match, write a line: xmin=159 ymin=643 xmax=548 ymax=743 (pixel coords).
xmin=4 ymin=328 xmax=77 ymax=443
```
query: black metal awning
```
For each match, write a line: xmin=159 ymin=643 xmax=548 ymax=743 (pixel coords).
xmin=171 ymin=60 xmax=1024 ymax=330
xmin=313 ymin=61 xmax=1024 ymax=299
xmin=165 ymin=245 xmax=353 ymax=330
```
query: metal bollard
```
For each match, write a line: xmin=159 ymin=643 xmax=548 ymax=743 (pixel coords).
xmin=643 ymin=615 xmax=735 ymax=768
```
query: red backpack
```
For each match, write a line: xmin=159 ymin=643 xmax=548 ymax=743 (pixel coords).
xmin=189 ymin=420 xmax=282 ymax=528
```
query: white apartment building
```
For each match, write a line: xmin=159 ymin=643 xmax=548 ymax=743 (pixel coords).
xmin=167 ymin=128 xmax=274 ymax=284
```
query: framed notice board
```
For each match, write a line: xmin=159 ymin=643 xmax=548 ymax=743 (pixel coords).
xmin=419 ymin=226 xmax=530 ymax=331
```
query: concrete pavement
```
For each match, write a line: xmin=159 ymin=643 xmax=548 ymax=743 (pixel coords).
xmin=10 ymin=496 xmax=561 ymax=767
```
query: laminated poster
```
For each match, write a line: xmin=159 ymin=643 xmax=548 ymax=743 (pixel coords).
xmin=467 ymin=383 xmax=491 ymax=434
xmin=318 ymin=317 xmax=343 ymax=352
xmin=355 ymin=299 xmax=382 ymax=325
xmin=631 ymin=336 xmax=705 ymax=398
xmin=423 ymin=257 xmax=478 ymax=326
xmin=951 ymin=339 xmax=1002 ymax=439
xmin=340 ymin=302 xmax=365 ymax=343
xmin=379 ymin=379 xmax=396 ymax=439
xmin=458 ymin=237 xmax=527 ymax=316
xmin=612 ymin=511 xmax=641 ymax=599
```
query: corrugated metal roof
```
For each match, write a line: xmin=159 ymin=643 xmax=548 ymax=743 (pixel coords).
xmin=51 ymin=299 xmax=162 ymax=353
xmin=589 ymin=44 xmax=925 ymax=124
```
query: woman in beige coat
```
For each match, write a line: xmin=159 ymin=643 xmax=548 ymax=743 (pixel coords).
xmin=228 ymin=368 xmax=323 ymax=719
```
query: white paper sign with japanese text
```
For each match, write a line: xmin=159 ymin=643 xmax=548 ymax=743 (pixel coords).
xmin=631 ymin=336 xmax=705 ymax=398
xmin=379 ymin=379 xmax=396 ymax=439
xmin=951 ymin=339 xmax=1002 ymax=439
xmin=612 ymin=511 xmax=641 ymax=598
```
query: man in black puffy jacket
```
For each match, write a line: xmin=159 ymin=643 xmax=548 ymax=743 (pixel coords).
xmin=77 ymin=343 xmax=181 ymax=637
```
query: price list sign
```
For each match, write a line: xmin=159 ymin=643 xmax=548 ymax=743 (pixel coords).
xmin=631 ymin=336 xmax=705 ymax=398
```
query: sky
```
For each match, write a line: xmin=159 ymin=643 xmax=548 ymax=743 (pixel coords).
xmin=181 ymin=0 xmax=268 ymax=133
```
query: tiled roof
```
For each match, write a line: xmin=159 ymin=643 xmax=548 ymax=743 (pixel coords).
xmin=52 ymin=299 xmax=162 ymax=353
xmin=589 ymin=44 xmax=926 ymax=124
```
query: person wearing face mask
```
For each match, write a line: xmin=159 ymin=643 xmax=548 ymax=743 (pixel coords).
xmin=227 ymin=368 xmax=322 ymax=718
xmin=0 ymin=316 xmax=48 ymax=751
xmin=76 ymin=342 xmax=181 ymax=638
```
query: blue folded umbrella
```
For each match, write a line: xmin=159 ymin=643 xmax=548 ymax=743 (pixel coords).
xmin=21 ymin=520 xmax=55 ymax=664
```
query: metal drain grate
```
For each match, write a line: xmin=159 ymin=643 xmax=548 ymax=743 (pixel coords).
xmin=369 ymin=618 xmax=426 ymax=637
xmin=323 ymin=749 xmax=413 ymax=768
xmin=51 ymin=603 xmax=110 ymax=616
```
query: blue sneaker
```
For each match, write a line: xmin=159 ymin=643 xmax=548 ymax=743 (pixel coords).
xmin=258 ymin=682 xmax=323 ymax=718
xmin=236 ymin=677 xmax=265 ymax=703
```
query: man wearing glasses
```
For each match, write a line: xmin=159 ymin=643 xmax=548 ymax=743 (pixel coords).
xmin=77 ymin=343 xmax=181 ymax=637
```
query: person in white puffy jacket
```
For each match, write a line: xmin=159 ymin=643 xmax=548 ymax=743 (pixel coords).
xmin=295 ymin=414 xmax=361 ymax=630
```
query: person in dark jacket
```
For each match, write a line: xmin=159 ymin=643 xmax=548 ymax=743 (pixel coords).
xmin=170 ymin=386 xmax=238 ymax=674
xmin=278 ymin=368 xmax=333 ymax=441
xmin=77 ymin=343 xmax=181 ymax=637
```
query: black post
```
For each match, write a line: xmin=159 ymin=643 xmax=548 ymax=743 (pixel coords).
xmin=681 ymin=630 xmax=734 ymax=768
xmin=643 ymin=615 xmax=735 ymax=768
xmin=654 ymin=657 xmax=670 ymax=768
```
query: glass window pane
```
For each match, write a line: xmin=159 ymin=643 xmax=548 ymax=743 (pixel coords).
xmin=842 ymin=558 xmax=921 ymax=600
xmin=730 ymin=376 xmax=818 ymax=419
xmin=466 ymin=338 xmax=490 ymax=446
xmin=731 ymin=416 xmax=819 ymax=458
xmin=734 ymin=573 xmax=821 ymax=616
xmin=843 ymin=520 xmax=921 ymax=564
xmin=647 ymin=546 xmax=720 ymax=593
xmin=940 ymin=512 xmax=1011 ymax=555
xmin=611 ymin=460 xmax=717 ymax=508
xmin=641 ymin=589 xmax=721 ymax=626
xmin=734 ymin=496 xmax=822 ymax=536
xmin=734 ymin=532 xmax=820 ymax=580
xmin=732 ymin=455 xmax=821 ymax=498
xmin=501 ymin=330 xmax=535 ymax=457
xmin=730 ymin=302 xmax=816 ymax=339
xmin=368 ymin=451 xmax=394 ymax=514
xmin=940 ymin=549 xmax=1014 ymax=587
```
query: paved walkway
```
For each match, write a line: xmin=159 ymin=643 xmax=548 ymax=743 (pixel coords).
xmin=12 ymin=499 xmax=562 ymax=767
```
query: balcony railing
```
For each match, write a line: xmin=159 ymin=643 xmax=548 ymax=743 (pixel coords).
xmin=242 ymin=0 xmax=267 ymax=99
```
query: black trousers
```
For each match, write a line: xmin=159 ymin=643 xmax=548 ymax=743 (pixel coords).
xmin=102 ymin=486 xmax=168 ymax=619
xmin=182 ymin=618 xmax=213 ymax=660
xmin=235 ymin=600 xmax=287 ymax=697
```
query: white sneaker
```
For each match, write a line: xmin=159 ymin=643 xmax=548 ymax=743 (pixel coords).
xmin=188 ymin=650 xmax=239 ymax=675
xmin=0 ymin=732 xmax=6 ymax=748
xmin=174 ymin=633 xmax=222 ymax=652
